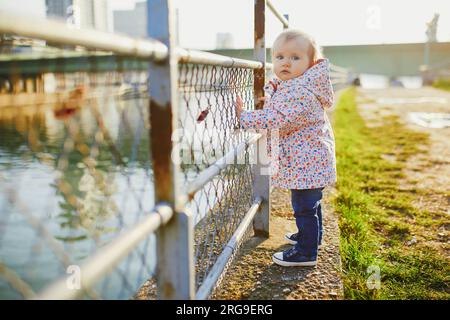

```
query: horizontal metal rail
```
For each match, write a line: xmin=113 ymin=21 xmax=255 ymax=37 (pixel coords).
xmin=266 ymin=0 xmax=289 ymax=28
xmin=0 ymin=54 xmax=272 ymax=76
xmin=185 ymin=133 xmax=262 ymax=200
xmin=422 ymin=57 xmax=450 ymax=71
xmin=0 ymin=12 xmax=272 ymax=70
xmin=177 ymin=48 xmax=263 ymax=69
xmin=330 ymin=78 xmax=350 ymax=84
xmin=330 ymin=71 xmax=349 ymax=78
xmin=35 ymin=204 xmax=173 ymax=300
xmin=330 ymin=63 xmax=349 ymax=73
xmin=0 ymin=12 xmax=168 ymax=61
xmin=331 ymin=79 xmax=348 ymax=85
xmin=195 ymin=197 xmax=262 ymax=300
xmin=329 ymin=63 xmax=352 ymax=86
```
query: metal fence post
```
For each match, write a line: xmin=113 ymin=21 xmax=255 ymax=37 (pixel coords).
xmin=283 ymin=14 xmax=289 ymax=29
xmin=252 ymin=0 xmax=270 ymax=237
xmin=147 ymin=0 xmax=195 ymax=299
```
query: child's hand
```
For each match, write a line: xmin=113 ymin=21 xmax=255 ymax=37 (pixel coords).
xmin=235 ymin=95 xmax=243 ymax=121
xmin=258 ymin=96 xmax=268 ymax=103
xmin=255 ymin=95 xmax=269 ymax=109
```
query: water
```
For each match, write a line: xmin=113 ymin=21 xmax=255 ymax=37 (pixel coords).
xmin=0 ymin=86 xmax=249 ymax=299
xmin=0 ymin=92 xmax=159 ymax=298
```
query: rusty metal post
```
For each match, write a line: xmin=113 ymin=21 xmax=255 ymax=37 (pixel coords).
xmin=147 ymin=0 xmax=194 ymax=299
xmin=253 ymin=0 xmax=270 ymax=237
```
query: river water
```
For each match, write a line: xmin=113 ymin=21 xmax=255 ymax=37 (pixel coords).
xmin=0 ymin=87 xmax=243 ymax=299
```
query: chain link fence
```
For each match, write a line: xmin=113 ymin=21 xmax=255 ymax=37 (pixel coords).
xmin=0 ymin=37 xmax=262 ymax=298
xmin=177 ymin=64 xmax=257 ymax=290
xmin=0 ymin=40 xmax=161 ymax=299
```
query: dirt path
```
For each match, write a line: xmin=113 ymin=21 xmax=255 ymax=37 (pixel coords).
xmin=212 ymin=187 xmax=343 ymax=300
xmin=356 ymin=87 xmax=450 ymax=254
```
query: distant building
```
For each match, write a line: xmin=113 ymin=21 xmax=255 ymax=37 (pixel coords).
xmin=216 ymin=33 xmax=234 ymax=49
xmin=46 ymin=0 xmax=108 ymax=31
xmin=113 ymin=1 xmax=147 ymax=37
xmin=75 ymin=0 xmax=108 ymax=31
xmin=46 ymin=0 xmax=73 ymax=19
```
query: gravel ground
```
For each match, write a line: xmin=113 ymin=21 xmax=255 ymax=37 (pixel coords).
xmin=357 ymin=87 xmax=450 ymax=195
xmin=211 ymin=187 xmax=344 ymax=300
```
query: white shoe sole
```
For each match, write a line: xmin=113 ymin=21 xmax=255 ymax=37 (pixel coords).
xmin=272 ymin=255 xmax=317 ymax=267
xmin=284 ymin=234 xmax=298 ymax=245
xmin=284 ymin=234 xmax=323 ymax=248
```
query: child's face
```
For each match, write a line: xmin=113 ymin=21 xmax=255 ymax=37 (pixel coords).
xmin=273 ymin=38 xmax=312 ymax=81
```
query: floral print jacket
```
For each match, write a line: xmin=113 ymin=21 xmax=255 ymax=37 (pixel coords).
xmin=240 ymin=59 xmax=336 ymax=190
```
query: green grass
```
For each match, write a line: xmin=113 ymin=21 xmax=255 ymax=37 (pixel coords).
xmin=332 ymin=87 xmax=450 ymax=299
xmin=432 ymin=78 xmax=450 ymax=91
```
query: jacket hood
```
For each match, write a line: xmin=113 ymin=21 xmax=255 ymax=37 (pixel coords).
xmin=267 ymin=58 xmax=334 ymax=109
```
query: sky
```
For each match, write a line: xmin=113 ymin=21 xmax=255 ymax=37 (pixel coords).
xmin=1 ymin=0 xmax=449 ymax=49
xmin=109 ymin=0 xmax=450 ymax=49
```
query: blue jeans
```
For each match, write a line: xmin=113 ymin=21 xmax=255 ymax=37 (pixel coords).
xmin=290 ymin=188 xmax=324 ymax=258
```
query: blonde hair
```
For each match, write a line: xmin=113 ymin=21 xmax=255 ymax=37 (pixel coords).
xmin=272 ymin=29 xmax=323 ymax=66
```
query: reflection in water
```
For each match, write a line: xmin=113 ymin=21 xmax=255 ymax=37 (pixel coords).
xmin=0 ymin=86 xmax=248 ymax=298
xmin=0 ymin=91 xmax=157 ymax=298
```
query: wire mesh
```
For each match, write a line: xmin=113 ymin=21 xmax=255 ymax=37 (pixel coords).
xmin=177 ymin=64 xmax=257 ymax=290
xmin=1 ymin=33 xmax=267 ymax=299
xmin=0 ymin=40 xmax=157 ymax=299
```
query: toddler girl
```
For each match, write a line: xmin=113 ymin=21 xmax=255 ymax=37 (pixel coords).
xmin=236 ymin=29 xmax=336 ymax=266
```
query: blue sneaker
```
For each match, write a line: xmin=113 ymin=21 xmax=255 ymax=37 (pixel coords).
xmin=272 ymin=247 xmax=317 ymax=267
xmin=285 ymin=232 xmax=322 ymax=247
xmin=284 ymin=232 xmax=300 ymax=245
